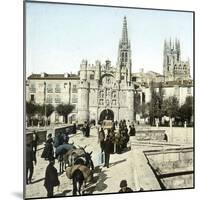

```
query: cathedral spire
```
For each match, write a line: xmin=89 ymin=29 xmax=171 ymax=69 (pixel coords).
xmin=117 ymin=16 xmax=132 ymax=83
xmin=121 ymin=16 xmax=128 ymax=44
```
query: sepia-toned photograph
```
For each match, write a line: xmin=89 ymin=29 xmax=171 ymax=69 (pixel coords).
xmin=24 ymin=1 xmax=194 ymax=199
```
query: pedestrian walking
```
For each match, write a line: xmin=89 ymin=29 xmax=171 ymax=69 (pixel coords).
xmin=82 ymin=122 xmax=87 ymax=136
xmin=32 ymin=131 xmax=39 ymax=162
xmin=118 ymin=180 xmax=133 ymax=193
xmin=103 ymin=135 xmax=112 ymax=168
xmin=44 ymin=158 xmax=60 ymax=197
xmin=26 ymin=143 xmax=36 ymax=184
xmin=41 ymin=133 xmax=54 ymax=161
xmin=73 ymin=123 xmax=77 ymax=134
xmin=85 ymin=122 xmax=90 ymax=137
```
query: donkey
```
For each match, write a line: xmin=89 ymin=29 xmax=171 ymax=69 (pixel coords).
xmin=69 ymin=165 xmax=93 ymax=196
xmin=74 ymin=151 xmax=94 ymax=170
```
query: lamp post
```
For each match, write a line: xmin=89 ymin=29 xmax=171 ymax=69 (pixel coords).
xmin=44 ymin=81 xmax=47 ymax=129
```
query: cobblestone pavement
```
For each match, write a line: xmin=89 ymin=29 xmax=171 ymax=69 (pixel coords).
xmin=25 ymin=126 xmax=193 ymax=199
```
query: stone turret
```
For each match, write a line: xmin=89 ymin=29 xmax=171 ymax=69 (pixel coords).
xmin=78 ymin=59 xmax=89 ymax=123
xmin=80 ymin=59 xmax=88 ymax=81
xmin=95 ymin=60 xmax=101 ymax=81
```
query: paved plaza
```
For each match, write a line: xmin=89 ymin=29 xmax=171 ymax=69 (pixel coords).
xmin=25 ymin=126 xmax=193 ymax=199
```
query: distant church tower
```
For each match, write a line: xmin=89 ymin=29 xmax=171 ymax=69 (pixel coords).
xmin=163 ymin=38 xmax=190 ymax=81
xmin=117 ymin=16 xmax=132 ymax=83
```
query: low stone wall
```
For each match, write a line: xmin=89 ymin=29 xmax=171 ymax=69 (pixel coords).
xmin=136 ymin=129 xmax=166 ymax=141
xmin=54 ymin=124 xmax=83 ymax=137
xmin=145 ymin=147 xmax=194 ymax=189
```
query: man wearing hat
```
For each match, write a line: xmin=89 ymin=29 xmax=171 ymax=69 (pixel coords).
xmin=119 ymin=180 xmax=133 ymax=193
xmin=44 ymin=158 xmax=60 ymax=197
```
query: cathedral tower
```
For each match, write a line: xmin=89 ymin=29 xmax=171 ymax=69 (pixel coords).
xmin=117 ymin=16 xmax=132 ymax=83
xmin=163 ymin=38 xmax=190 ymax=81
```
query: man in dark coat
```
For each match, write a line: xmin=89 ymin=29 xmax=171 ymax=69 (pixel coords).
xmin=32 ymin=131 xmax=39 ymax=163
xmin=85 ymin=122 xmax=90 ymax=137
xmin=103 ymin=135 xmax=112 ymax=168
xmin=98 ymin=128 xmax=105 ymax=152
xmin=73 ymin=123 xmax=77 ymax=134
xmin=44 ymin=158 xmax=60 ymax=197
xmin=26 ymin=143 xmax=36 ymax=184
xmin=118 ymin=180 xmax=133 ymax=193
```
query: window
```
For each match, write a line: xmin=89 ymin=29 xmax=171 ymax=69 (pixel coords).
xmin=112 ymin=99 xmax=116 ymax=105
xmin=55 ymin=84 xmax=61 ymax=93
xmin=72 ymin=85 xmax=78 ymax=93
xmin=106 ymin=99 xmax=109 ymax=105
xmin=46 ymin=95 xmax=53 ymax=103
xmin=112 ymin=91 xmax=116 ymax=98
xmin=30 ymin=94 xmax=35 ymax=102
xmin=99 ymin=99 xmax=104 ymax=105
xmin=121 ymin=76 xmax=124 ymax=80
xmin=55 ymin=95 xmax=61 ymax=103
xmin=29 ymin=84 xmax=36 ymax=93
xmin=90 ymin=74 xmax=94 ymax=80
xmin=47 ymin=84 xmax=53 ymax=93
xmin=72 ymin=94 xmax=78 ymax=103
xmin=99 ymin=91 xmax=104 ymax=98
xmin=38 ymin=83 xmax=44 ymax=88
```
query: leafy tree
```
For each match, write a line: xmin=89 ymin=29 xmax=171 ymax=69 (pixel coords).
xmin=157 ymin=82 xmax=165 ymax=123
xmin=26 ymin=101 xmax=37 ymax=126
xmin=56 ymin=104 xmax=75 ymax=123
xmin=149 ymin=82 xmax=164 ymax=125
xmin=35 ymin=104 xmax=45 ymax=116
xmin=46 ymin=104 xmax=55 ymax=118
xmin=35 ymin=104 xmax=54 ymax=117
xmin=162 ymin=96 xmax=179 ymax=118
xmin=178 ymin=96 xmax=193 ymax=125
xmin=26 ymin=101 xmax=37 ymax=117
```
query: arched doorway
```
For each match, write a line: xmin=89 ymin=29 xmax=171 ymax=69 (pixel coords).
xmin=99 ymin=109 xmax=114 ymax=122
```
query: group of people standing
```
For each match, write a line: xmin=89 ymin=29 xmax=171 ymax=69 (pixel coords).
xmin=26 ymin=120 xmax=136 ymax=197
xmin=97 ymin=119 xmax=136 ymax=168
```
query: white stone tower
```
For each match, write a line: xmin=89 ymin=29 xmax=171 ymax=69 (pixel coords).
xmin=78 ymin=60 xmax=89 ymax=123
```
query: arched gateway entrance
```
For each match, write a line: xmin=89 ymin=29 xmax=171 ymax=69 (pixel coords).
xmin=99 ymin=109 xmax=114 ymax=122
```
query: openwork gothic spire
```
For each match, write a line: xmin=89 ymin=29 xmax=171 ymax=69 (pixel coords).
xmin=121 ymin=16 xmax=128 ymax=44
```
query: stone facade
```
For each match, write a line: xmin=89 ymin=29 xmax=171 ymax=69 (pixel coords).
xmin=26 ymin=17 xmax=193 ymax=124
xmin=163 ymin=39 xmax=191 ymax=81
xmin=77 ymin=17 xmax=134 ymax=123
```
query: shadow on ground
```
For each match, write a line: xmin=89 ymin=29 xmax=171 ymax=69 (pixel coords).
xmin=54 ymin=189 xmax=72 ymax=197
xmin=31 ymin=177 xmax=45 ymax=184
xmin=110 ymin=158 xmax=127 ymax=167
xmin=85 ymin=166 xmax=108 ymax=194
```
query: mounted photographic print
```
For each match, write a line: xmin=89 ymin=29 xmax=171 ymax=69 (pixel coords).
xmin=24 ymin=0 xmax=194 ymax=199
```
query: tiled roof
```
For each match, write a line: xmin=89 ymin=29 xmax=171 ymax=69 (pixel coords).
xmin=27 ymin=73 xmax=79 ymax=80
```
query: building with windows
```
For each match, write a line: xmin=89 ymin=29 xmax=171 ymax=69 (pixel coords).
xmin=26 ymin=17 xmax=193 ymax=124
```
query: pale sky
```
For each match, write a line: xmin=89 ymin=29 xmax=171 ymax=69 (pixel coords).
xmin=26 ymin=2 xmax=193 ymax=77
